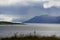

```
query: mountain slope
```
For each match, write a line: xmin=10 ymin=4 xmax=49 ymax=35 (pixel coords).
xmin=24 ymin=15 xmax=60 ymax=23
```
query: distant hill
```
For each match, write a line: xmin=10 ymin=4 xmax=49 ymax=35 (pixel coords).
xmin=0 ymin=21 xmax=23 ymax=25
xmin=24 ymin=15 xmax=60 ymax=23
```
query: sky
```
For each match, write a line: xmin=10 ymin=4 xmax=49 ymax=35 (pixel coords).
xmin=0 ymin=0 xmax=60 ymax=22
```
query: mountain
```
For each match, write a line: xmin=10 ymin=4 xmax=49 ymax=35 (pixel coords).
xmin=24 ymin=15 xmax=60 ymax=23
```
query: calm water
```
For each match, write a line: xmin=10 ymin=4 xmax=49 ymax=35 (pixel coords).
xmin=0 ymin=23 xmax=60 ymax=37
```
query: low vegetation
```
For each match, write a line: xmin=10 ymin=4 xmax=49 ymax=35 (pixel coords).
xmin=0 ymin=21 xmax=23 ymax=25
xmin=0 ymin=33 xmax=60 ymax=40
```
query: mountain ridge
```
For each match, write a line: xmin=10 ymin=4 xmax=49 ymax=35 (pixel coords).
xmin=23 ymin=15 xmax=60 ymax=23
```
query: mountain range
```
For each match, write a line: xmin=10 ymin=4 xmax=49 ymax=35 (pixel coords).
xmin=24 ymin=15 xmax=60 ymax=23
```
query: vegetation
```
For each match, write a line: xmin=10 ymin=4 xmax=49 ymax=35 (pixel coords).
xmin=0 ymin=21 xmax=23 ymax=25
xmin=0 ymin=33 xmax=60 ymax=40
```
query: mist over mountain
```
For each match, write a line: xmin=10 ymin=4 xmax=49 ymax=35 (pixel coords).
xmin=24 ymin=15 xmax=60 ymax=23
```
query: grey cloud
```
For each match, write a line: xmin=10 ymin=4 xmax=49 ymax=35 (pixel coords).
xmin=0 ymin=2 xmax=60 ymax=22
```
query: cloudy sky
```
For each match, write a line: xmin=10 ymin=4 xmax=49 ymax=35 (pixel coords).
xmin=0 ymin=0 xmax=60 ymax=22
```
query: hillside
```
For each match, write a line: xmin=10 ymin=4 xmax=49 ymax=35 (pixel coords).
xmin=24 ymin=15 xmax=60 ymax=23
xmin=0 ymin=21 xmax=22 ymax=25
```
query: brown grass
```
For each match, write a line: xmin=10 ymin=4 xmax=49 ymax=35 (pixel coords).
xmin=0 ymin=33 xmax=60 ymax=40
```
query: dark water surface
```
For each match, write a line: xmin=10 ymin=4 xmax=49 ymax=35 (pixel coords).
xmin=0 ymin=23 xmax=60 ymax=37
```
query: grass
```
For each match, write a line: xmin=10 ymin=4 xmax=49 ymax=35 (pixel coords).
xmin=0 ymin=32 xmax=60 ymax=40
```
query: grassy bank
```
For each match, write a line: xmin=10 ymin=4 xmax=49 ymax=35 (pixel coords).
xmin=1 ymin=33 xmax=60 ymax=40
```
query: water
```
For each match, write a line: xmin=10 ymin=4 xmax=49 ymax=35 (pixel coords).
xmin=0 ymin=23 xmax=60 ymax=37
